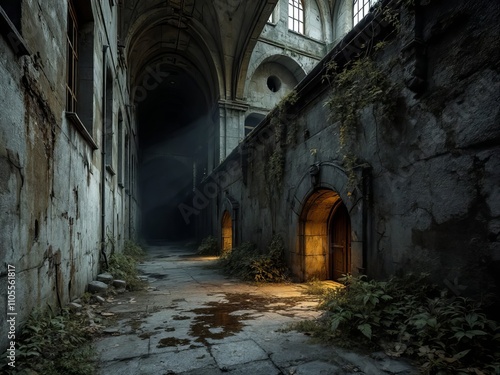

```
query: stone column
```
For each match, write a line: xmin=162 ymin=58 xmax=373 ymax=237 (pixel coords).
xmin=218 ymin=99 xmax=249 ymax=162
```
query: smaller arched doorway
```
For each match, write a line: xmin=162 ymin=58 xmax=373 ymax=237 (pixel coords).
xmin=221 ymin=211 xmax=232 ymax=254
xmin=300 ymin=189 xmax=351 ymax=281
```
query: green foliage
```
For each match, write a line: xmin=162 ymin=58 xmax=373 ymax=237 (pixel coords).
xmin=265 ymin=90 xmax=299 ymax=193
xmin=108 ymin=242 xmax=146 ymax=291
xmin=297 ymin=274 xmax=500 ymax=374
xmin=266 ymin=147 xmax=285 ymax=192
xmin=219 ymin=235 xmax=289 ymax=282
xmin=324 ymin=57 xmax=395 ymax=189
xmin=197 ymin=235 xmax=219 ymax=255
xmin=0 ymin=308 xmax=96 ymax=375
xmin=123 ymin=240 xmax=146 ymax=261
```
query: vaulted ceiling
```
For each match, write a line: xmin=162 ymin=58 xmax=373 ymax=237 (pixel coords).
xmin=122 ymin=0 xmax=279 ymax=105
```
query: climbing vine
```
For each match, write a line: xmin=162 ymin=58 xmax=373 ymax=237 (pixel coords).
xmin=265 ymin=90 xmax=299 ymax=193
xmin=324 ymin=57 xmax=396 ymax=188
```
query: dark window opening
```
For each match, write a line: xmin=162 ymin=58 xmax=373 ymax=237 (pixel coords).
xmin=267 ymin=75 xmax=282 ymax=92
xmin=0 ymin=0 xmax=21 ymax=30
xmin=66 ymin=0 xmax=95 ymax=140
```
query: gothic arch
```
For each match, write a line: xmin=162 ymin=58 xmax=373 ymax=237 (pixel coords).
xmin=220 ymin=195 xmax=240 ymax=252
xmin=290 ymin=162 xmax=366 ymax=281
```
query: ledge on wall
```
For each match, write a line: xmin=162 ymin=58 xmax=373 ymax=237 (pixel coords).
xmin=66 ymin=112 xmax=99 ymax=150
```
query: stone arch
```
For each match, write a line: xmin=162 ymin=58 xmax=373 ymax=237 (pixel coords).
xmin=298 ymin=189 xmax=350 ymax=281
xmin=332 ymin=0 xmax=354 ymax=44
xmin=245 ymin=54 xmax=306 ymax=113
xmin=220 ymin=195 xmax=239 ymax=252
xmin=221 ymin=211 xmax=232 ymax=254
xmin=290 ymin=161 xmax=366 ymax=281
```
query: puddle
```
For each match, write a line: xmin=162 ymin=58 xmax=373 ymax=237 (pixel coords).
xmin=187 ymin=293 xmax=303 ymax=345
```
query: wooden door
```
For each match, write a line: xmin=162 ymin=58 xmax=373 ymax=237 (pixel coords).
xmin=329 ymin=203 xmax=350 ymax=280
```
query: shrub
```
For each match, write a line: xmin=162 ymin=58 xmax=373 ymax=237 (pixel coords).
xmin=107 ymin=240 xmax=146 ymax=291
xmin=0 ymin=308 xmax=96 ymax=375
xmin=219 ymin=235 xmax=289 ymax=282
xmin=197 ymin=235 xmax=219 ymax=255
xmin=296 ymin=274 xmax=500 ymax=374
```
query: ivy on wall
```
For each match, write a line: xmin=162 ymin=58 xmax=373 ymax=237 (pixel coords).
xmin=323 ymin=57 xmax=397 ymax=189
xmin=265 ymin=90 xmax=298 ymax=193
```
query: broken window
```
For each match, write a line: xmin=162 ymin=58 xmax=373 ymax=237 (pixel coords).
xmin=353 ymin=0 xmax=379 ymax=25
xmin=288 ymin=0 xmax=304 ymax=34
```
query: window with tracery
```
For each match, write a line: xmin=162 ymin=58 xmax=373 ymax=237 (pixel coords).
xmin=353 ymin=0 xmax=379 ymax=25
xmin=288 ymin=0 xmax=304 ymax=34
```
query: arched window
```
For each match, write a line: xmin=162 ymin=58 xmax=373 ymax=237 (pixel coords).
xmin=288 ymin=0 xmax=304 ymax=34
xmin=353 ymin=0 xmax=379 ymax=25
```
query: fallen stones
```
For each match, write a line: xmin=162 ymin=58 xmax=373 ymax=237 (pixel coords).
xmin=112 ymin=279 xmax=127 ymax=289
xmin=97 ymin=273 xmax=114 ymax=284
xmin=68 ymin=302 xmax=83 ymax=311
xmin=88 ymin=280 xmax=109 ymax=293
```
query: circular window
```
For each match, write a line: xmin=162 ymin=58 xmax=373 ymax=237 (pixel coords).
xmin=267 ymin=75 xmax=282 ymax=92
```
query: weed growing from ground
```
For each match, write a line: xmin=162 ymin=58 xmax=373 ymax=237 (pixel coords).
xmin=219 ymin=235 xmax=289 ymax=282
xmin=197 ymin=235 xmax=219 ymax=255
xmin=108 ymin=240 xmax=146 ymax=290
xmin=0 ymin=308 xmax=96 ymax=375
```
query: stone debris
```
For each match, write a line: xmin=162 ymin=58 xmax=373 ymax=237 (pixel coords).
xmin=112 ymin=279 xmax=127 ymax=289
xmin=67 ymin=302 xmax=83 ymax=311
xmin=88 ymin=280 xmax=109 ymax=293
xmin=97 ymin=273 xmax=114 ymax=284
xmin=94 ymin=295 xmax=106 ymax=304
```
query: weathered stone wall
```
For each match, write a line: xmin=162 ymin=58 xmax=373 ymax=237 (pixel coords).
xmin=196 ymin=0 xmax=500 ymax=295
xmin=0 ymin=1 xmax=139 ymax=351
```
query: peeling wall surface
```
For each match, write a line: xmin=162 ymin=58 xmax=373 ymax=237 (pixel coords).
xmin=0 ymin=1 xmax=139 ymax=351
xmin=196 ymin=0 xmax=500 ymax=295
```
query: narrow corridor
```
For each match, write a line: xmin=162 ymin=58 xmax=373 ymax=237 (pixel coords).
xmin=94 ymin=243 xmax=417 ymax=375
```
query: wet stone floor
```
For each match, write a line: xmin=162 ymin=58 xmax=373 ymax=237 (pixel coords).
xmin=94 ymin=243 xmax=418 ymax=375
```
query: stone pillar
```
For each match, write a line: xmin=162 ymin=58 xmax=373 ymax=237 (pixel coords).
xmin=218 ymin=99 xmax=248 ymax=162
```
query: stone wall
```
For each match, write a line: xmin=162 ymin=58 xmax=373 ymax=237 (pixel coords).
xmin=195 ymin=0 xmax=500 ymax=295
xmin=0 ymin=1 xmax=139 ymax=351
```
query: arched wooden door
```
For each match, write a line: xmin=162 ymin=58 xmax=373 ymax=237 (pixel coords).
xmin=329 ymin=203 xmax=351 ymax=280
xmin=221 ymin=211 xmax=232 ymax=254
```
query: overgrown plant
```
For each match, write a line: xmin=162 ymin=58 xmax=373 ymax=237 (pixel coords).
xmin=324 ymin=57 xmax=395 ymax=189
xmin=265 ymin=90 xmax=299 ymax=193
xmin=108 ymin=240 xmax=146 ymax=290
xmin=219 ymin=235 xmax=289 ymax=282
xmin=197 ymin=235 xmax=219 ymax=255
xmin=0 ymin=308 xmax=96 ymax=375
xmin=293 ymin=274 xmax=500 ymax=374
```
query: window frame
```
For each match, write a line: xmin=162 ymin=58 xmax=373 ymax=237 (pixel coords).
xmin=353 ymin=0 xmax=379 ymax=26
xmin=288 ymin=0 xmax=304 ymax=34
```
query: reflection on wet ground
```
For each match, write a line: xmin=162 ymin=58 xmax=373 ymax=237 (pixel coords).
xmin=188 ymin=293 xmax=305 ymax=345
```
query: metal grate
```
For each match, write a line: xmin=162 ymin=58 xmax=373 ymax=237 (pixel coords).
xmin=288 ymin=0 xmax=304 ymax=34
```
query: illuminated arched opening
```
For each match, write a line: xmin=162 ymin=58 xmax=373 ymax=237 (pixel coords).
xmin=299 ymin=189 xmax=351 ymax=281
xmin=221 ymin=211 xmax=233 ymax=254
